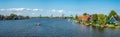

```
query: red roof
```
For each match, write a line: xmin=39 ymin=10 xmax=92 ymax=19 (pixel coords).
xmin=78 ymin=16 xmax=89 ymax=21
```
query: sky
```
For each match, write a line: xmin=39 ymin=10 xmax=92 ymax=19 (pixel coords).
xmin=0 ymin=0 xmax=120 ymax=16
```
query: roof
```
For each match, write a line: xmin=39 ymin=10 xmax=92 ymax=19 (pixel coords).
xmin=78 ymin=16 xmax=89 ymax=21
xmin=113 ymin=16 xmax=120 ymax=22
xmin=110 ymin=16 xmax=120 ymax=22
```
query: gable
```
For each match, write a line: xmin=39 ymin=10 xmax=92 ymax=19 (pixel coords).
xmin=109 ymin=17 xmax=116 ymax=23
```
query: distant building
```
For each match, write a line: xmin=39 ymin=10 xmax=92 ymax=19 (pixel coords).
xmin=50 ymin=14 xmax=53 ymax=18
xmin=14 ymin=15 xmax=24 ymax=20
xmin=61 ymin=14 xmax=66 ymax=18
xmin=3 ymin=16 xmax=9 ymax=20
xmin=39 ymin=15 xmax=42 ymax=18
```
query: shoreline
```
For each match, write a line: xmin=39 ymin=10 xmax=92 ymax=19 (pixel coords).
xmin=71 ymin=19 xmax=120 ymax=29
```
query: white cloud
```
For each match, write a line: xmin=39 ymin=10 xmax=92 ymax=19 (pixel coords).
xmin=15 ymin=8 xmax=25 ymax=11
xmin=0 ymin=8 xmax=65 ymax=15
xmin=58 ymin=10 xmax=64 ymax=13
xmin=50 ymin=9 xmax=56 ymax=12
xmin=0 ymin=8 xmax=43 ymax=12
xmin=49 ymin=9 xmax=64 ymax=13
xmin=14 ymin=12 xmax=22 ymax=15
xmin=32 ymin=9 xmax=39 ymax=11
xmin=6 ymin=8 xmax=25 ymax=11
xmin=32 ymin=13 xmax=35 ymax=14
xmin=26 ymin=8 xmax=31 ymax=11
xmin=0 ymin=9 xmax=5 ymax=11
xmin=0 ymin=8 xmax=44 ymax=16
xmin=0 ymin=8 xmax=64 ymax=13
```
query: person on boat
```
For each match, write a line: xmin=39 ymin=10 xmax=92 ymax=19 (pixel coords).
xmin=37 ymin=23 xmax=40 ymax=26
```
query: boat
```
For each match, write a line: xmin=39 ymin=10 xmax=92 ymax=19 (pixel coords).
xmin=37 ymin=23 xmax=40 ymax=26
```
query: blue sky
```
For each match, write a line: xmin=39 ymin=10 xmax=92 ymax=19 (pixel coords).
xmin=0 ymin=0 xmax=120 ymax=16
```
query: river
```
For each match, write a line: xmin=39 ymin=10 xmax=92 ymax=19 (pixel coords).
xmin=0 ymin=18 xmax=120 ymax=37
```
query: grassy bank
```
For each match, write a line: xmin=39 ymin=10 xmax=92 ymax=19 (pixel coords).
xmin=71 ymin=19 xmax=120 ymax=29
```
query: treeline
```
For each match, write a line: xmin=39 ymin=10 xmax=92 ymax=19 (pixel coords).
xmin=0 ymin=14 xmax=30 ymax=20
xmin=73 ymin=10 xmax=120 ymax=26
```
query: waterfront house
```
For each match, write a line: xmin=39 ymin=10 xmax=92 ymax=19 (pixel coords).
xmin=0 ymin=15 xmax=8 ymax=20
xmin=78 ymin=16 xmax=90 ymax=22
xmin=0 ymin=15 xmax=2 ymax=20
xmin=15 ymin=15 xmax=24 ymax=20
xmin=108 ymin=16 xmax=120 ymax=25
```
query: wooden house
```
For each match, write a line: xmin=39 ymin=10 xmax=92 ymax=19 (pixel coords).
xmin=78 ymin=16 xmax=91 ymax=22
xmin=108 ymin=16 xmax=120 ymax=25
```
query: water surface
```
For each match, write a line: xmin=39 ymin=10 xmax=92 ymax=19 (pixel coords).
xmin=0 ymin=18 xmax=120 ymax=37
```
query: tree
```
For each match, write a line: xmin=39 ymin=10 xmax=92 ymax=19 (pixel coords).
xmin=75 ymin=14 xmax=78 ymax=19
xmin=91 ymin=14 xmax=98 ymax=24
xmin=9 ymin=14 xmax=17 ymax=20
xmin=83 ymin=13 xmax=89 ymax=16
xmin=119 ymin=16 xmax=120 ymax=18
xmin=70 ymin=15 xmax=73 ymax=19
xmin=0 ymin=14 xmax=4 ymax=20
xmin=26 ymin=16 xmax=30 ymax=19
xmin=10 ymin=14 xmax=17 ymax=17
xmin=97 ymin=14 xmax=107 ymax=25
xmin=108 ymin=10 xmax=118 ymax=19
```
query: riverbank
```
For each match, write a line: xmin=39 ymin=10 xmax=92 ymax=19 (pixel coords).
xmin=71 ymin=19 xmax=120 ymax=29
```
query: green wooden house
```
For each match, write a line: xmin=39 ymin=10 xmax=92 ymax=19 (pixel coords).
xmin=0 ymin=15 xmax=2 ymax=20
xmin=108 ymin=16 xmax=120 ymax=25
